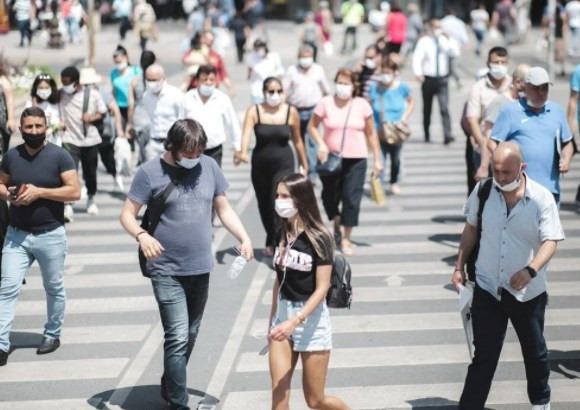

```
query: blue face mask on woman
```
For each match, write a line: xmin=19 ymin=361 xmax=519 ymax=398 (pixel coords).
xmin=177 ymin=156 xmax=200 ymax=169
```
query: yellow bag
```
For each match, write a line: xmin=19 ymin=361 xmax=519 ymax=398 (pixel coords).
xmin=370 ymin=172 xmax=386 ymax=206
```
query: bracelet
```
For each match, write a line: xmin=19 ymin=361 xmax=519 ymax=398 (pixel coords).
xmin=454 ymin=268 xmax=465 ymax=272
xmin=296 ymin=312 xmax=306 ymax=324
xmin=136 ymin=231 xmax=147 ymax=242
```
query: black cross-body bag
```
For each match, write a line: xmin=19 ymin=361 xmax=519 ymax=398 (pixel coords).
xmin=138 ymin=180 xmax=176 ymax=277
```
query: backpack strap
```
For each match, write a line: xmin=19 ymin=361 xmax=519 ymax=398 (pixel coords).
xmin=477 ymin=178 xmax=493 ymax=228
xmin=82 ymin=85 xmax=91 ymax=137
xmin=145 ymin=179 xmax=177 ymax=236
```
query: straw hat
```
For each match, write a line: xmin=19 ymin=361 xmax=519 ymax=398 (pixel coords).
xmin=79 ymin=67 xmax=102 ymax=85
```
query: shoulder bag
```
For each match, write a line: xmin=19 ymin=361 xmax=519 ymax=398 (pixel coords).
xmin=316 ymin=99 xmax=353 ymax=177
xmin=138 ymin=180 xmax=176 ymax=277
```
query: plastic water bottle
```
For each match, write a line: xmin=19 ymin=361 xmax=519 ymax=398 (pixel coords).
xmin=226 ymin=255 xmax=247 ymax=279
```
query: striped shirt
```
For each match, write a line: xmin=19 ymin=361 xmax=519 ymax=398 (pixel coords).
xmin=283 ymin=64 xmax=330 ymax=109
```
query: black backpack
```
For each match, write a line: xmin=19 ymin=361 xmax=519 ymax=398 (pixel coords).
xmin=326 ymin=253 xmax=353 ymax=309
xmin=465 ymin=178 xmax=493 ymax=282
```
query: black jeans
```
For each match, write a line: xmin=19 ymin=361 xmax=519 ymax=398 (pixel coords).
xmin=320 ymin=158 xmax=366 ymax=227
xmin=421 ymin=76 xmax=452 ymax=142
xmin=64 ymin=143 xmax=99 ymax=197
xmin=119 ymin=16 xmax=130 ymax=40
xmin=235 ymin=38 xmax=246 ymax=63
xmin=99 ymin=136 xmax=116 ymax=177
xmin=459 ymin=284 xmax=550 ymax=409
xmin=341 ymin=26 xmax=357 ymax=52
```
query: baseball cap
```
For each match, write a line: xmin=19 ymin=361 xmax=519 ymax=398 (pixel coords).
xmin=525 ymin=67 xmax=552 ymax=86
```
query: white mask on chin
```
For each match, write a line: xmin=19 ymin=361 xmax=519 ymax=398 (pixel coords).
xmin=526 ymin=98 xmax=545 ymax=108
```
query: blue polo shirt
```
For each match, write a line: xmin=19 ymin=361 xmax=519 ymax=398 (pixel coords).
xmin=570 ymin=64 xmax=580 ymax=126
xmin=491 ymin=98 xmax=572 ymax=194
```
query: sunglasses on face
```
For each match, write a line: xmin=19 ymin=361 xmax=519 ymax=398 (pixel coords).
xmin=267 ymin=90 xmax=282 ymax=95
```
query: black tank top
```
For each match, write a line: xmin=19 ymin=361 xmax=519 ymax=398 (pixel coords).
xmin=253 ymin=104 xmax=292 ymax=151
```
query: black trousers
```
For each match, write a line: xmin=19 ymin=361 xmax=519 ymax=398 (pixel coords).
xmin=235 ymin=38 xmax=246 ymax=63
xmin=465 ymin=138 xmax=476 ymax=195
xmin=99 ymin=136 xmax=116 ymax=177
xmin=459 ymin=285 xmax=550 ymax=409
xmin=64 ymin=143 xmax=99 ymax=197
xmin=0 ymin=127 xmax=10 ymax=156
xmin=341 ymin=26 xmax=357 ymax=52
xmin=204 ymin=144 xmax=223 ymax=168
xmin=320 ymin=158 xmax=366 ymax=227
xmin=119 ymin=16 xmax=131 ymax=40
xmin=421 ymin=76 xmax=452 ymax=141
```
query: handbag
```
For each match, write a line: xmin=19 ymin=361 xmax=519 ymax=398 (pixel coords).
xmin=316 ymin=100 xmax=353 ymax=177
xmin=369 ymin=172 xmax=386 ymax=206
xmin=377 ymin=91 xmax=411 ymax=145
xmin=138 ymin=180 xmax=176 ymax=277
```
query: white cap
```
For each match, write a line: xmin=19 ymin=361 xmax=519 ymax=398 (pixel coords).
xmin=79 ymin=67 xmax=102 ymax=85
xmin=525 ymin=66 xmax=552 ymax=86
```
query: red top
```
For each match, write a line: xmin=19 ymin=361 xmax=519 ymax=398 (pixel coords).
xmin=186 ymin=50 xmax=228 ymax=90
xmin=387 ymin=11 xmax=407 ymax=44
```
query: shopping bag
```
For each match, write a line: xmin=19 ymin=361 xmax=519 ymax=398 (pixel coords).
xmin=370 ymin=172 xmax=386 ymax=206
xmin=115 ymin=137 xmax=133 ymax=176
xmin=459 ymin=282 xmax=475 ymax=360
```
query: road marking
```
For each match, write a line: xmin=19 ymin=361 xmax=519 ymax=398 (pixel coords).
xmin=26 ymin=273 xmax=145 ymax=289
xmin=0 ymin=399 xmax=97 ymax=409
xmin=15 ymin=296 xmax=157 ymax=315
xmin=0 ymin=358 xmax=129 ymax=382
xmin=249 ymin=308 xmax=580 ymax=335
xmin=11 ymin=325 xmax=151 ymax=344
xmin=221 ymin=378 xmax=580 ymax=410
xmin=235 ymin=340 xmax=580 ymax=372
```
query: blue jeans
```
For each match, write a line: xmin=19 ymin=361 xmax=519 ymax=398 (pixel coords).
xmin=150 ymin=273 xmax=210 ymax=410
xmin=379 ymin=142 xmax=402 ymax=184
xmin=459 ymin=284 xmax=550 ymax=409
xmin=297 ymin=107 xmax=318 ymax=180
xmin=17 ymin=19 xmax=32 ymax=46
xmin=0 ymin=226 xmax=67 ymax=352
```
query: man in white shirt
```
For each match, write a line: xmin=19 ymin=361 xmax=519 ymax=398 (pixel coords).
xmin=412 ymin=18 xmax=460 ymax=144
xmin=181 ymin=65 xmax=241 ymax=167
xmin=567 ymin=0 xmax=580 ymax=56
xmin=452 ymin=142 xmax=563 ymax=410
xmin=283 ymin=44 xmax=330 ymax=180
xmin=142 ymin=64 xmax=185 ymax=161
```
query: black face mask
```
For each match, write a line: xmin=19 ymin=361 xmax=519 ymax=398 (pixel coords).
xmin=22 ymin=132 xmax=46 ymax=149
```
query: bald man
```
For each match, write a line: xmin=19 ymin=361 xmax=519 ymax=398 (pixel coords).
xmin=452 ymin=142 xmax=564 ymax=410
xmin=141 ymin=64 xmax=185 ymax=161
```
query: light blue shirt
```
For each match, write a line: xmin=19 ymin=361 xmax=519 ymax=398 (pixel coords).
xmin=464 ymin=175 xmax=565 ymax=302
xmin=368 ymin=82 xmax=411 ymax=128
xmin=570 ymin=63 xmax=580 ymax=126
xmin=491 ymin=98 xmax=573 ymax=194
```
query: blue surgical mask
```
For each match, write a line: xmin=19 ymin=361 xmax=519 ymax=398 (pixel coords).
xmin=177 ymin=156 xmax=201 ymax=169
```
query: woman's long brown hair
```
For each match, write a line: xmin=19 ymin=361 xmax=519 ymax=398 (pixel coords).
xmin=277 ymin=173 xmax=335 ymax=262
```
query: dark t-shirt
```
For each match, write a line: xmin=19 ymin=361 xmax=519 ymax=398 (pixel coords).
xmin=128 ymin=155 xmax=229 ymax=276
xmin=274 ymin=232 xmax=333 ymax=302
xmin=1 ymin=143 xmax=75 ymax=232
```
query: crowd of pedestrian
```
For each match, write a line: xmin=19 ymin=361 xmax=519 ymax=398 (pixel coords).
xmin=0 ymin=2 xmax=579 ymax=410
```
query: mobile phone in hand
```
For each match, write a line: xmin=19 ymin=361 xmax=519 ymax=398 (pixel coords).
xmin=12 ymin=184 xmax=27 ymax=198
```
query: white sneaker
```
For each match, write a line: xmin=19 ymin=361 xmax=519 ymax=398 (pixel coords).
xmin=87 ymin=198 xmax=98 ymax=215
xmin=64 ymin=204 xmax=74 ymax=222
xmin=81 ymin=186 xmax=88 ymax=199
xmin=532 ymin=403 xmax=550 ymax=410
xmin=114 ymin=175 xmax=124 ymax=192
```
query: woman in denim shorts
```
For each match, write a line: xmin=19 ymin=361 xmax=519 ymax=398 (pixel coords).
xmin=268 ymin=173 xmax=349 ymax=409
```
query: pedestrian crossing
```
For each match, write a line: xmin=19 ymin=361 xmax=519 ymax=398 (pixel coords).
xmin=216 ymin=140 xmax=580 ymax=410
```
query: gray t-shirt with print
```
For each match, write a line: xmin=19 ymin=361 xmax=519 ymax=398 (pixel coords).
xmin=128 ymin=155 xmax=229 ymax=276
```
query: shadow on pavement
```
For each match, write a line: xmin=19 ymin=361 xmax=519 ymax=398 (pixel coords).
xmin=90 ymin=386 xmax=216 ymax=410
xmin=8 ymin=331 xmax=43 ymax=353
xmin=549 ymin=349 xmax=580 ymax=379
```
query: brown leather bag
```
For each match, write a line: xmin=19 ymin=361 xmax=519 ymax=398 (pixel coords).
xmin=377 ymin=91 xmax=411 ymax=145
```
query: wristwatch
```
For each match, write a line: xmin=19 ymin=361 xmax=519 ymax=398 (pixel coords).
xmin=525 ymin=266 xmax=537 ymax=278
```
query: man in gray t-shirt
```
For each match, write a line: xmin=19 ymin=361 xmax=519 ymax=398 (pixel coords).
xmin=120 ymin=119 xmax=253 ymax=409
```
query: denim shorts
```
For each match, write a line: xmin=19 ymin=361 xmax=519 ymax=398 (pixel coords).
xmin=271 ymin=298 xmax=332 ymax=352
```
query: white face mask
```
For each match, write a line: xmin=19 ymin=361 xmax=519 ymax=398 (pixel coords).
xmin=62 ymin=83 xmax=77 ymax=94
xmin=275 ymin=199 xmax=298 ymax=218
xmin=489 ymin=64 xmax=508 ymax=80
xmin=146 ymin=80 xmax=163 ymax=94
xmin=493 ymin=172 xmax=521 ymax=192
xmin=266 ymin=92 xmax=282 ymax=107
xmin=433 ymin=29 xmax=443 ymax=37
xmin=198 ymin=84 xmax=215 ymax=97
xmin=335 ymin=84 xmax=353 ymax=100
xmin=116 ymin=61 xmax=128 ymax=71
xmin=36 ymin=89 xmax=52 ymax=100
xmin=298 ymin=57 xmax=313 ymax=68
xmin=257 ymin=49 xmax=267 ymax=58
xmin=381 ymin=74 xmax=394 ymax=84
xmin=177 ymin=156 xmax=201 ymax=169
xmin=518 ymin=90 xmax=526 ymax=99
xmin=365 ymin=58 xmax=377 ymax=69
